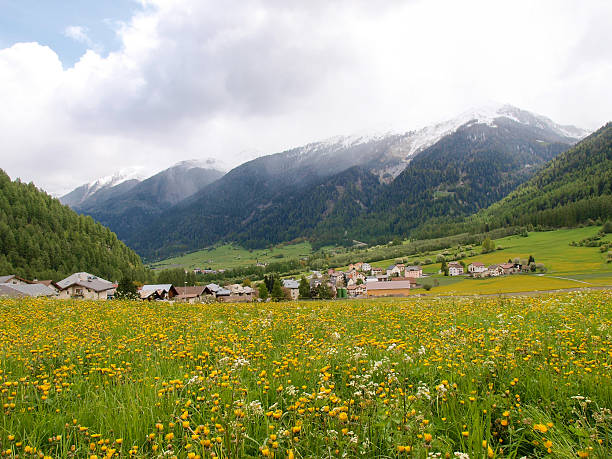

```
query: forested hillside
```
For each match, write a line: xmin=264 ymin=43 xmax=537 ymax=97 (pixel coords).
xmin=0 ymin=169 xmax=146 ymax=281
xmin=477 ymin=122 xmax=612 ymax=228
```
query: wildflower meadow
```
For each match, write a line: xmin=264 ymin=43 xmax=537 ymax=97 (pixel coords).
xmin=0 ymin=292 xmax=611 ymax=458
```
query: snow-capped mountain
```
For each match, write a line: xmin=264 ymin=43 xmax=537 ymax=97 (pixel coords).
xmin=60 ymin=167 xmax=150 ymax=208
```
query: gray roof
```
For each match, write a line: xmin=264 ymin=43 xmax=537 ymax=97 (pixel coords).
xmin=368 ymin=280 xmax=414 ymax=290
xmin=141 ymin=284 xmax=173 ymax=292
xmin=216 ymin=288 xmax=231 ymax=296
xmin=0 ymin=275 xmax=16 ymax=283
xmin=0 ymin=283 xmax=56 ymax=298
xmin=206 ymin=283 xmax=221 ymax=292
xmin=282 ymin=279 xmax=299 ymax=289
xmin=57 ymin=272 xmax=114 ymax=292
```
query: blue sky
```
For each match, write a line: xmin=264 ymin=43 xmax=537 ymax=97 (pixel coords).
xmin=0 ymin=0 xmax=142 ymax=66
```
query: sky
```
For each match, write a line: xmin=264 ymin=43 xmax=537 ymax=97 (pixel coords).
xmin=1 ymin=0 xmax=611 ymax=196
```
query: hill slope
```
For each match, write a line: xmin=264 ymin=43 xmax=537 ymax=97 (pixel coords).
xmin=0 ymin=169 xmax=146 ymax=281
xmin=477 ymin=122 xmax=612 ymax=228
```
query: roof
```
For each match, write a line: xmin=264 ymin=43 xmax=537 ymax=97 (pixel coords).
xmin=0 ymin=275 xmax=32 ymax=284
xmin=371 ymin=266 xmax=383 ymax=271
xmin=35 ymin=280 xmax=57 ymax=288
xmin=282 ymin=279 xmax=300 ymax=289
xmin=386 ymin=265 xmax=396 ymax=270
xmin=391 ymin=277 xmax=416 ymax=282
xmin=57 ymin=272 xmax=114 ymax=292
xmin=0 ymin=283 xmax=56 ymax=298
xmin=469 ymin=262 xmax=485 ymax=267
xmin=405 ymin=266 xmax=421 ymax=271
xmin=205 ymin=283 xmax=221 ymax=292
xmin=500 ymin=263 xmax=514 ymax=269
xmin=448 ymin=262 xmax=463 ymax=267
xmin=216 ymin=288 xmax=231 ymax=296
xmin=367 ymin=280 xmax=414 ymax=290
xmin=175 ymin=286 xmax=206 ymax=298
xmin=141 ymin=284 xmax=173 ymax=292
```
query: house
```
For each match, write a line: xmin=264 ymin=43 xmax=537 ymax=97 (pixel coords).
xmin=139 ymin=284 xmax=178 ymax=301
xmin=367 ymin=280 xmax=414 ymax=297
xmin=34 ymin=280 xmax=60 ymax=293
xmin=329 ymin=271 xmax=344 ymax=286
xmin=282 ymin=279 xmax=300 ymax=300
xmin=488 ymin=265 xmax=504 ymax=276
xmin=386 ymin=265 xmax=403 ymax=277
xmin=448 ymin=262 xmax=464 ymax=276
xmin=0 ymin=283 xmax=57 ymax=298
xmin=57 ymin=273 xmax=115 ymax=300
xmin=175 ymin=286 xmax=207 ymax=303
xmin=224 ymin=284 xmax=255 ymax=301
xmin=500 ymin=263 xmax=515 ymax=275
xmin=404 ymin=266 xmax=422 ymax=278
xmin=0 ymin=275 xmax=32 ymax=285
xmin=366 ymin=276 xmax=379 ymax=283
xmin=347 ymin=284 xmax=367 ymax=297
xmin=353 ymin=262 xmax=363 ymax=271
xmin=468 ymin=262 xmax=487 ymax=274
xmin=361 ymin=263 xmax=372 ymax=272
xmin=371 ymin=267 xmax=383 ymax=276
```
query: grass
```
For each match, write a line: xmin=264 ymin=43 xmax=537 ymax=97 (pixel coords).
xmin=149 ymin=242 xmax=313 ymax=270
xmin=1 ymin=293 xmax=611 ymax=458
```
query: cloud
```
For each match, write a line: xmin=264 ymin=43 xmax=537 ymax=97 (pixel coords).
xmin=63 ymin=25 xmax=92 ymax=45
xmin=0 ymin=0 xmax=611 ymax=195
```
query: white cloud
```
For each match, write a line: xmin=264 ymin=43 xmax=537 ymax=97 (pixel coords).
xmin=1 ymin=0 xmax=611 ymax=195
xmin=63 ymin=25 xmax=92 ymax=45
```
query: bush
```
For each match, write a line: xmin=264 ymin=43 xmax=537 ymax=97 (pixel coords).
xmin=602 ymin=221 xmax=612 ymax=233
xmin=423 ymin=283 xmax=432 ymax=291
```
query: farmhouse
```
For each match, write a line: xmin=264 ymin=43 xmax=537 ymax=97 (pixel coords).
xmin=448 ymin=262 xmax=464 ymax=276
xmin=0 ymin=274 xmax=32 ymax=285
xmin=371 ymin=267 xmax=384 ymax=276
xmin=361 ymin=263 xmax=372 ymax=272
xmin=175 ymin=286 xmax=207 ymax=303
xmin=347 ymin=283 xmax=367 ymax=297
xmin=386 ymin=265 xmax=403 ymax=277
xmin=0 ymin=283 xmax=57 ymax=298
xmin=488 ymin=265 xmax=504 ymax=276
xmin=139 ymin=284 xmax=178 ymax=301
xmin=57 ymin=272 xmax=116 ymax=300
xmin=468 ymin=262 xmax=487 ymax=274
xmin=404 ymin=266 xmax=422 ymax=278
xmin=500 ymin=263 xmax=515 ymax=275
xmin=282 ymin=279 xmax=300 ymax=300
xmin=367 ymin=279 xmax=415 ymax=297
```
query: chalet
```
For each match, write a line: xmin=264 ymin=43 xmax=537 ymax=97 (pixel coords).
xmin=386 ymin=265 xmax=403 ymax=277
xmin=468 ymin=262 xmax=487 ymax=274
xmin=371 ymin=267 xmax=384 ymax=276
xmin=361 ymin=262 xmax=372 ymax=272
xmin=500 ymin=263 xmax=515 ymax=275
xmin=139 ymin=284 xmax=178 ymax=301
xmin=367 ymin=280 xmax=414 ymax=297
xmin=282 ymin=279 xmax=300 ymax=300
xmin=204 ymin=283 xmax=231 ymax=299
xmin=57 ymin=273 xmax=115 ymax=300
xmin=448 ymin=262 xmax=464 ymax=276
xmin=224 ymin=284 xmax=255 ymax=301
xmin=175 ymin=286 xmax=207 ymax=303
xmin=0 ymin=283 xmax=57 ymax=298
xmin=347 ymin=284 xmax=367 ymax=297
xmin=488 ymin=265 xmax=504 ymax=276
xmin=0 ymin=275 xmax=32 ymax=285
xmin=404 ymin=266 xmax=422 ymax=278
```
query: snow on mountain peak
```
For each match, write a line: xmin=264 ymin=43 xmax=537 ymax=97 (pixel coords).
xmin=84 ymin=167 xmax=148 ymax=197
xmin=175 ymin=158 xmax=227 ymax=172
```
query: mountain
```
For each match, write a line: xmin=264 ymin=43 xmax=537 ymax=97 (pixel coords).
xmin=122 ymin=104 xmax=586 ymax=259
xmin=0 ymin=169 xmax=145 ymax=281
xmin=475 ymin=122 xmax=612 ymax=229
xmin=60 ymin=167 xmax=148 ymax=208
xmin=63 ymin=159 xmax=225 ymax=241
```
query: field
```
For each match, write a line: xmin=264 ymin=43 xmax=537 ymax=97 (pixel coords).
xmin=149 ymin=242 xmax=313 ymax=270
xmin=362 ymin=227 xmax=612 ymax=295
xmin=1 ymin=293 xmax=611 ymax=458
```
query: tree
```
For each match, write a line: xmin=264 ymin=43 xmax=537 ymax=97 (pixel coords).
xmin=318 ymin=281 xmax=333 ymax=299
xmin=115 ymin=276 xmax=138 ymax=300
xmin=603 ymin=220 xmax=612 ymax=233
xmin=482 ymin=237 xmax=495 ymax=253
xmin=271 ymin=279 xmax=286 ymax=301
xmin=356 ymin=278 xmax=364 ymax=285
xmin=440 ymin=259 xmax=448 ymax=276
xmin=258 ymin=282 xmax=269 ymax=300
xmin=298 ymin=276 xmax=310 ymax=299
xmin=528 ymin=255 xmax=535 ymax=264
xmin=242 ymin=278 xmax=252 ymax=287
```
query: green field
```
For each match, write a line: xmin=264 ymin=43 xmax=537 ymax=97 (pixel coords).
xmin=350 ymin=227 xmax=612 ymax=295
xmin=1 ymin=293 xmax=611 ymax=458
xmin=149 ymin=242 xmax=313 ymax=270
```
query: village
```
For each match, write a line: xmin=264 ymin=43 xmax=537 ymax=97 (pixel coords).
xmin=0 ymin=258 xmax=537 ymax=302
